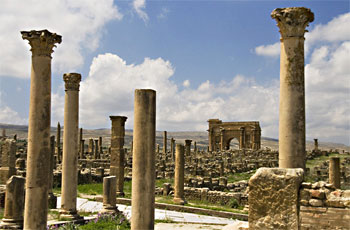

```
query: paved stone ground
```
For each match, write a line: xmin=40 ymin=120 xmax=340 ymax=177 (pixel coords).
xmin=55 ymin=197 xmax=248 ymax=229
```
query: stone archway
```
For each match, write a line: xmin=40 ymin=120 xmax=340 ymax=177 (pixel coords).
xmin=207 ymin=119 xmax=261 ymax=151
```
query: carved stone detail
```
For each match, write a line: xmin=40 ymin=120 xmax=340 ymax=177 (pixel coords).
xmin=21 ymin=30 xmax=62 ymax=57
xmin=271 ymin=7 xmax=314 ymax=38
xmin=63 ymin=73 xmax=81 ymax=91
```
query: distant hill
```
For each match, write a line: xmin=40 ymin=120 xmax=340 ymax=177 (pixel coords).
xmin=1 ymin=123 xmax=349 ymax=152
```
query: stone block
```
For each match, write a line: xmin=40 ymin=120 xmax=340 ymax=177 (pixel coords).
xmin=248 ymin=168 xmax=304 ymax=230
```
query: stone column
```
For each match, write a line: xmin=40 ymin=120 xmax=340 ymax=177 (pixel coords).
xmin=271 ymin=7 xmax=314 ymax=169
xmin=100 ymin=176 xmax=119 ymax=214
xmin=0 ymin=176 xmax=25 ymax=229
xmin=163 ymin=131 xmax=167 ymax=154
xmin=174 ymin=144 xmax=186 ymax=205
xmin=131 ymin=89 xmax=156 ymax=230
xmin=110 ymin=116 xmax=127 ymax=197
xmin=94 ymin=139 xmax=99 ymax=159
xmin=56 ymin=122 xmax=61 ymax=162
xmin=220 ymin=129 xmax=224 ymax=151
xmin=314 ymin=139 xmax=318 ymax=151
xmin=99 ymin=136 xmax=103 ymax=156
xmin=239 ymin=127 xmax=245 ymax=150
xmin=0 ymin=139 xmax=17 ymax=184
xmin=329 ymin=157 xmax=340 ymax=189
xmin=185 ymin=139 xmax=192 ymax=156
xmin=88 ymin=138 xmax=94 ymax=156
xmin=60 ymin=73 xmax=82 ymax=220
xmin=79 ymin=128 xmax=83 ymax=158
xmin=48 ymin=135 xmax=57 ymax=209
xmin=80 ymin=140 xmax=85 ymax=159
xmin=170 ymin=138 xmax=175 ymax=161
xmin=21 ymin=29 xmax=61 ymax=230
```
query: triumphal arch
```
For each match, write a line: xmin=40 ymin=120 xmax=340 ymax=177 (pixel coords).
xmin=207 ymin=119 xmax=261 ymax=151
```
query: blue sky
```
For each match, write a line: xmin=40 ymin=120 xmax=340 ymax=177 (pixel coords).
xmin=0 ymin=0 xmax=349 ymax=144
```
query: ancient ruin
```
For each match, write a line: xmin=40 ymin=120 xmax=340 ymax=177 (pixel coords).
xmin=208 ymin=119 xmax=261 ymax=151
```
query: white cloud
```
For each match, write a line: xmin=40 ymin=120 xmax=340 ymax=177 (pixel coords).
xmin=0 ymin=106 xmax=27 ymax=125
xmin=0 ymin=0 xmax=122 ymax=78
xmin=255 ymin=42 xmax=279 ymax=57
xmin=133 ymin=0 xmax=149 ymax=22
xmin=183 ymin=80 xmax=190 ymax=87
xmin=52 ymin=53 xmax=280 ymax=139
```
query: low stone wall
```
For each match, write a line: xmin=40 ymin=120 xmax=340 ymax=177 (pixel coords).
xmin=299 ymin=181 xmax=350 ymax=230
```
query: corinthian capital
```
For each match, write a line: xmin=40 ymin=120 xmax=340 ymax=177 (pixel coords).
xmin=21 ymin=30 xmax=62 ymax=57
xmin=63 ymin=73 xmax=81 ymax=91
xmin=271 ymin=7 xmax=314 ymax=38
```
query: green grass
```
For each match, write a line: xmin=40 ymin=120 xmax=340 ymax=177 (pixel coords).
xmin=227 ymin=170 xmax=256 ymax=183
xmin=0 ymin=208 xmax=4 ymax=219
xmin=306 ymin=153 xmax=348 ymax=170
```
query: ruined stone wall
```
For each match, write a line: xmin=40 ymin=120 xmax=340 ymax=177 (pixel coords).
xmin=299 ymin=181 xmax=350 ymax=230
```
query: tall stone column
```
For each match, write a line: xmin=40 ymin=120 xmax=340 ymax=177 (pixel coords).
xmin=314 ymin=139 xmax=318 ymax=151
xmin=79 ymin=128 xmax=83 ymax=158
xmin=60 ymin=73 xmax=82 ymax=220
xmin=131 ymin=89 xmax=156 ymax=230
xmin=163 ymin=131 xmax=167 ymax=155
xmin=110 ymin=116 xmax=127 ymax=197
xmin=329 ymin=157 xmax=340 ymax=189
xmin=174 ymin=144 xmax=186 ymax=205
xmin=185 ymin=139 xmax=192 ymax=156
xmin=271 ymin=7 xmax=314 ymax=169
xmin=99 ymin=136 xmax=103 ymax=156
xmin=171 ymin=138 xmax=175 ymax=161
xmin=56 ymin=122 xmax=61 ymax=162
xmin=80 ymin=140 xmax=85 ymax=159
xmin=0 ymin=176 xmax=25 ymax=229
xmin=94 ymin=139 xmax=99 ymax=159
xmin=48 ymin=135 xmax=57 ymax=209
xmin=239 ymin=127 xmax=245 ymax=150
xmin=21 ymin=29 xmax=61 ymax=230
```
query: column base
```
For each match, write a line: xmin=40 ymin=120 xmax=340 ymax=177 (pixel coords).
xmin=0 ymin=219 xmax=23 ymax=229
xmin=173 ymin=197 xmax=187 ymax=205
xmin=59 ymin=210 xmax=84 ymax=222
xmin=99 ymin=206 xmax=120 ymax=215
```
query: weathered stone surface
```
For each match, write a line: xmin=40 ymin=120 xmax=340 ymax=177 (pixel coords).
xmin=249 ymin=168 xmax=304 ymax=230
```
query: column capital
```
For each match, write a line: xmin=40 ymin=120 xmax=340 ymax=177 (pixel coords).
xmin=21 ymin=30 xmax=62 ymax=57
xmin=271 ymin=7 xmax=314 ymax=39
xmin=63 ymin=73 xmax=81 ymax=91
xmin=109 ymin=116 xmax=128 ymax=123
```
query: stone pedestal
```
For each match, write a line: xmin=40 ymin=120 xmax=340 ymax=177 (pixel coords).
xmin=0 ymin=176 xmax=25 ymax=229
xmin=329 ymin=157 xmax=340 ymax=188
xmin=60 ymin=73 xmax=82 ymax=220
xmin=271 ymin=7 xmax=314 ymax=169
xmin=100 ymin=176 xmax=119 ymax=214
xmin=110 ymin=116 xmax=127 ymax=197
xmin=0 ymin=140 xmax=17 ymax=184
xmin=249 ymin=168 xmax=304 ymax=230
xmin=21 ymin=29 xmax=61 ymax=230
xmin=131 ymin=89 xmax=156 ymax=230
xmin=173 ymin=144 xmax=186 ymax=205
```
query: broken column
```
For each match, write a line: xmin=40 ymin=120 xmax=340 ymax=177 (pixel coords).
xmin=110 ymin=115 xmax=127 ymax=197
xmin=99 ymin=136 xmax=103 ymax=157
xmin=329 ymin=157 xmax=340 ymax=189
xmin=173 ymin=144 xmax=186 ymax=205
xmin=80 ymin=140 xmax=85 ymax=159
xmin=60 ymin=73 xmax=82 ymax=220
xmin=249 ymin=168 xmax=304 ymax=229
xmin=88 ymin=138 xmax=94 ymax=156
xmin=100 ymin=176 xmax=119 ymax=214
xmin=314 ymin=139 xmax=319 ymax=151
xmin=185 ymin=139 xmax=192 ymax=156
xmin=48 ymin=135 xmax=57 ymax=209
xmin=94 ymin=139 xmax=99 ymax=159
xmin=163 ymin=131 xmax=167 ymax=154
xmin=131 ymin=89 xmax=156 ymax=230
xmin=21 ymin=29 xmax=61 ymax=230
xmin=170 ymin=138 xmax=175 ymax=161
xmin=0 ymin=176 xmax=25 ymax=229
xmin=0 ymin=139 xmax=17 ymax=184
xmin=271 ymin=7 xmax=314 ymax=169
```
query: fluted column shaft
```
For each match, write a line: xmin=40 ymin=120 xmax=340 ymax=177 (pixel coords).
xmin=60 ymin=73 xmax=81 ymax=219
xmin=272 ymin=7 xmax=314 ymax=169
xmin=174 ymin=144 xmax=186 ymax=205
xmin=22 ymin=29 xmax=61 ymax=230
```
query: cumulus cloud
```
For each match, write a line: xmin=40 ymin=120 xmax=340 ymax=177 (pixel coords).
xmin=0 ymin=106 xmax=27 ymax=125
xmin=0 ymin=0 xmax=122 ymax=78
xmin=183 ymin=80 xmax=190 ymax=87
xmin=51 ymin=53 xmax=280 ymax=138
xmin=133 ymin=0 xmax=149 ymax=22
xmin=255 ymin=42 xmax=280 ymax=57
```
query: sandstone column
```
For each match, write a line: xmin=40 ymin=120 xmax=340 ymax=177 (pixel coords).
xmin=131 ymin=89 xmax=156 ymax=230
xmin=60 ymin=73 xmax=82 ymax=220
xmin=271 ymin=7 xmax=314 ymax=169
xmin=329 ymin=157 xmax=340 ymax=189
xmin=79 ymin=128 xmax=83 ymax=158
xmin=48 ymin=135 xmax=57 ymax=209
xmin=80 ymin=139 xmax=85 ymax=159
xmin=173 ymin=144 xmax=186 ymax=205
xmin=56 ymin=122 xmax=61 ymax=162
xmin=99 ymin=136 xmax=103 ymax=156
xmin=314 ymin=139 xmax=318 ymax=151
xmin=0 ymin=176 xmax=25 ymax=229
xmin=110 ymin=116 xmax=127 ymax=197
xmin=94 ymin=139 xmax=99 ymax=159
xmin=185 ymin=139 xmax=192 ymax=156
xmin=88 ymin=138 xmax=94 ymax=156
xmin=163 ymin=131 xmax=167 ymax=154
xmin=21 ymin=29 xmax=61 ymax=230
xmin=100 ymin=176 xmax=119 ymax=214
xmin=0 ymin=139 xmax=17 ymax=184
xmin=239 ymin=127 xmax=245 ymax=150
